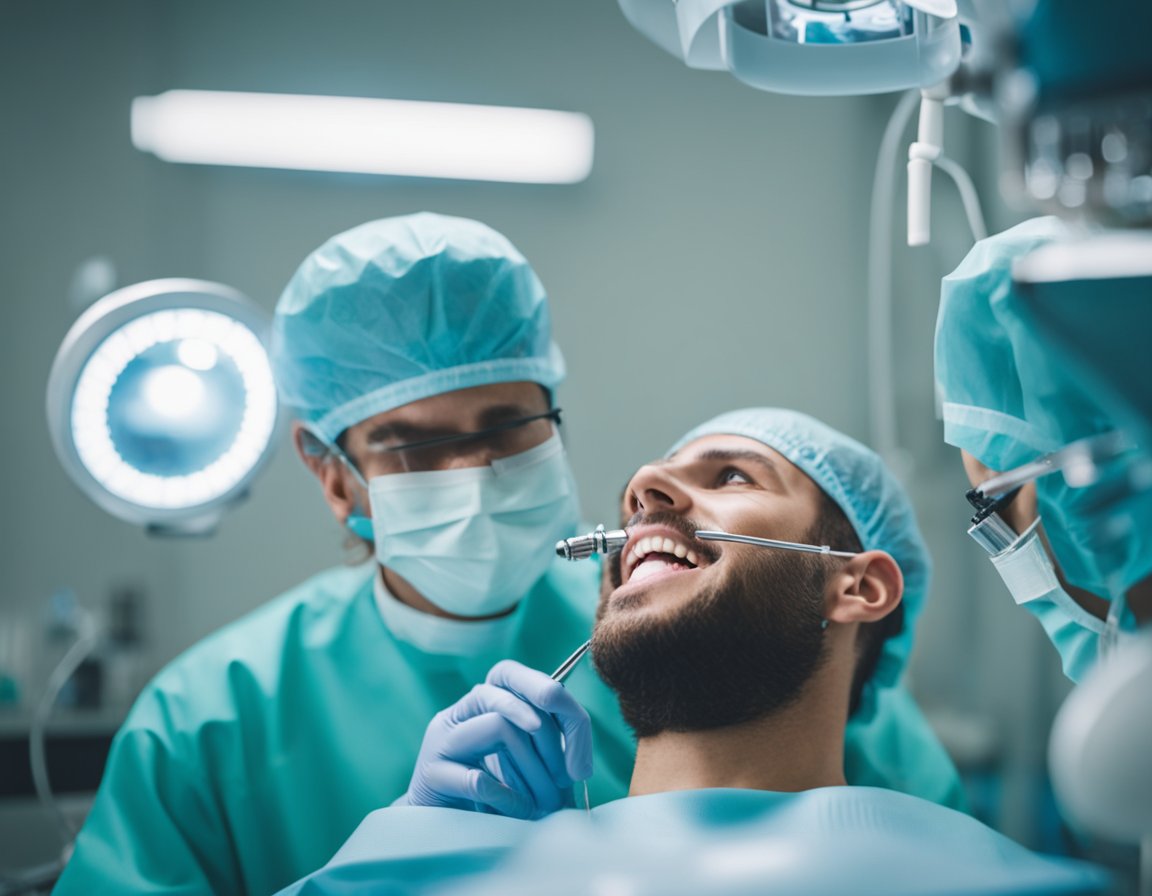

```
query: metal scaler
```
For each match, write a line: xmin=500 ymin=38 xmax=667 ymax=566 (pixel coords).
xmin=550 ymin=640 xmax=594 ymax=816
xmin=550 ymin=640 xmax=592 ymax=683
xmin=556 ymin=524 xmax=628 ymax=561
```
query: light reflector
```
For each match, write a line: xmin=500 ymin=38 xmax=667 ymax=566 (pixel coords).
xmin=47 ymin=280 xmax=280 ymax=532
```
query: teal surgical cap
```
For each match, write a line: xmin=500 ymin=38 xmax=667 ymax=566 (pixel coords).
xmin=935 ymin=216 xmax=1152 ymax=598
xmin=272 ymin=213 xmax=565 ymax=444
xmin=667 ymin=408 xmax=930 ymax=722
xmin=935 ymin=216 xmax=1083 ymax=467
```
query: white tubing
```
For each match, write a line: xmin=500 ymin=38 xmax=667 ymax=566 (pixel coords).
xmin=29 ymin=612 xmax=98 ymax=848
xmin=933 ymin=154 xmax=988 ymax=242
xmin=867 ymin=89 xmax=920 ymax=471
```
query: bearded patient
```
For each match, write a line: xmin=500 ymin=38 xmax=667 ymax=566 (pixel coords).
xmin=277 ymin=409 xmax=1110 ymax=896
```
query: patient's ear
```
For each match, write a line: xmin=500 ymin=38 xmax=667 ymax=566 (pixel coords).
xmin=292 ymin=422 xmax=360 ymax=523
xmin=824 ymin=550 xmax=903 ymax=625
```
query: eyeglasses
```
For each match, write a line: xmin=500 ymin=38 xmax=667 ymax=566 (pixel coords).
xmin=361 ymin=408 xmax=562 ymax=473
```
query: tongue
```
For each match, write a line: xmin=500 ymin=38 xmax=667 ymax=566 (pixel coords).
xmin=631 ymin=553 xmax=694 ymax=584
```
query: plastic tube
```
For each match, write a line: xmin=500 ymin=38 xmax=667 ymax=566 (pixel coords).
xmin=29 ymin=611 xmax=98 ymax=848
xmin=932 ymin=154 xmax=988 ymax=242
xmin=867 ymin=89 xmax=920 ymax=470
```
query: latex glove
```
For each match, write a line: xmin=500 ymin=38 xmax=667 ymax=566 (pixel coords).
xmin=398 ymin=660 xmax=594 ymax=820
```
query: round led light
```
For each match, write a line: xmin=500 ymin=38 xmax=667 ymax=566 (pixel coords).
xmin=47 ymin=280 xmax=279 ymax=532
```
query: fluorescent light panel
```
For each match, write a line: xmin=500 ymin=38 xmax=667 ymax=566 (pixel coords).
xmin=131 ymin=90 xmax=594 ymax=184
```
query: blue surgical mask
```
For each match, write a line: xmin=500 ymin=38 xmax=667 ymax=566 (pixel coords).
xmin=348 ymin=433 xmax=580 ymax=617
xmin=989 ymin=521 xmax=1107 ymax=683
xmin=1036 ymin=470 xmax=1152 ymax=602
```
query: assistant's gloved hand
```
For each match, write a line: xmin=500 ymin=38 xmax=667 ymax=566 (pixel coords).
xmin=397 ymin=660 xmax=594 ymax=820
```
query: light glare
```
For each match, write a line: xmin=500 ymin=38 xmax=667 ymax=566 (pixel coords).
xmin=177 ymin=338 xmax=219 ymax=371
xmin=143 ymin=366 xmax=205 ymax=419
xmin=132 ymin=90 xmax=595 ymax=184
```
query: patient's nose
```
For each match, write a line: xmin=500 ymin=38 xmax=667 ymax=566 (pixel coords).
xmin=626 ymin=464 xmax=692 ymax=516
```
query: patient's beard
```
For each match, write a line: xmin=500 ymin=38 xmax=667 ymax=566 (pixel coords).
xmin=591 ymin=544 xmax=829 ymax=738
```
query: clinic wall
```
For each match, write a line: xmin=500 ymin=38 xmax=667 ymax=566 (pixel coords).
xmin=0 ymin=0 xmax=1063 ymax=845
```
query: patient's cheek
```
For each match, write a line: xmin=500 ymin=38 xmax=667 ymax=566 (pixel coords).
xmin=605 ymin=550 xmax=624 ymax=591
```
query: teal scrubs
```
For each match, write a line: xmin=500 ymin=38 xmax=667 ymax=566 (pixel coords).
xmin=278 ymin=788 xmax=1109 ymax=896
xmin=55 ymin=560 xmax=964 ymax=895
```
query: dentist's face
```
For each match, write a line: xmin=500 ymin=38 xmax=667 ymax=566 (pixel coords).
xmin=591 ymin=435 xmax=835 ymax=736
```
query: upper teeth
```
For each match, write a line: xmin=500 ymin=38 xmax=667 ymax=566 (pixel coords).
xmin=629 ymin=535 xmax=700 ymax=571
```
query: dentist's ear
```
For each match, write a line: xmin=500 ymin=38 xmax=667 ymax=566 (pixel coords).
xmin=824 ymin=550 xmax=903 ymax=625
xmin=293 ymin=422 xmax=361 ymax=524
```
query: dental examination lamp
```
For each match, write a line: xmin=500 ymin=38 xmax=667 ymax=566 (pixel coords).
xmin=617 ymin=0 xmax=969 ymax=245
xmin=46 ymin=279 xmax=279 ymax=535
xmin=617 ymin=0 xmax=962 ymax=96
xmin=618 ymin=1 xmax=1152 ymax=246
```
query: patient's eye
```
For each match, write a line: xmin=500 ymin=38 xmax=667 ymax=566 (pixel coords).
xmin=719 ymin=468 xmax=752 ymax=486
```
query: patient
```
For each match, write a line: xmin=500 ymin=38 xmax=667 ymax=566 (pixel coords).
xmin=279 ymin=409 xmax=1109 ymax=896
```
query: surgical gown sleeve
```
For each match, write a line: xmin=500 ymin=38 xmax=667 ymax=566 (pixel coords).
xmin=53 ymin=725 xmax=240 ymax=894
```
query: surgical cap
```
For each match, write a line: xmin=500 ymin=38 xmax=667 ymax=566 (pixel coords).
xmin=272 ymin=213 xmax=565 ymax=444
xmin=935 ymin=216 xmax=1152 ymax=597
xmin=935 ymin=216 xmax=1090 ymax=467
xmin=667 ymin=408 xmax=931 ymax=720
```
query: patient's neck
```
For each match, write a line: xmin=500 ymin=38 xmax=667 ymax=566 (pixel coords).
xmin=627 ymin=659 xmax=849 ymax=797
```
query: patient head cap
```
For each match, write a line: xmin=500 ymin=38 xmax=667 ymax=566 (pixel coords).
xmin=272 ymin=212 xmax=565 ymax=444
xmin=667 ymin=408 xmax=930 ymax=722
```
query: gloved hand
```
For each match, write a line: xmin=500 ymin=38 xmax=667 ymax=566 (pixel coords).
xmin=397 ymin=660 xmax=594 ymax=820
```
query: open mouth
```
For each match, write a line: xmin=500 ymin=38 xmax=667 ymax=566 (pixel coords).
xmin=622 ymin=527 xmax=712 ymax=586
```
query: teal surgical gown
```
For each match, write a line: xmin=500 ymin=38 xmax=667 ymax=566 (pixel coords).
xmin=278 ymin=788 xmax=1109 ymax=896
xmin=55 ymin=560 xmax=965 ymax=895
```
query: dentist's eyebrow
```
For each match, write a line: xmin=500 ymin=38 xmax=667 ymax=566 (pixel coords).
xmin=364 ymin=403 xmax=537 ymax=446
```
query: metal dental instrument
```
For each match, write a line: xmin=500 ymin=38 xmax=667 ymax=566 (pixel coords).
xmin=550 ymin=639 xmax=593 ymax=816
xmin=965 ymin=486 xmax=1024 ymax=557
xmin=965 ymin=430 xmax=1133 ymax=557
xmin=556 ymin=524 xmax=628 ymax=560
xmin=551 ymin=640 xmax=591 ymax=684
xmin=695 ymin=530 xmax=857 ymax=558
xmin=559 ymin=525 xmax=857 ymax=560
xmin=972 ymin=430 xmax=1132 ymax=500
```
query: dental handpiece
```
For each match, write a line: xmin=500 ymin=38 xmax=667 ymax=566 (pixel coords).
xmin=556 ymin=524 xmax=628 ymax=560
